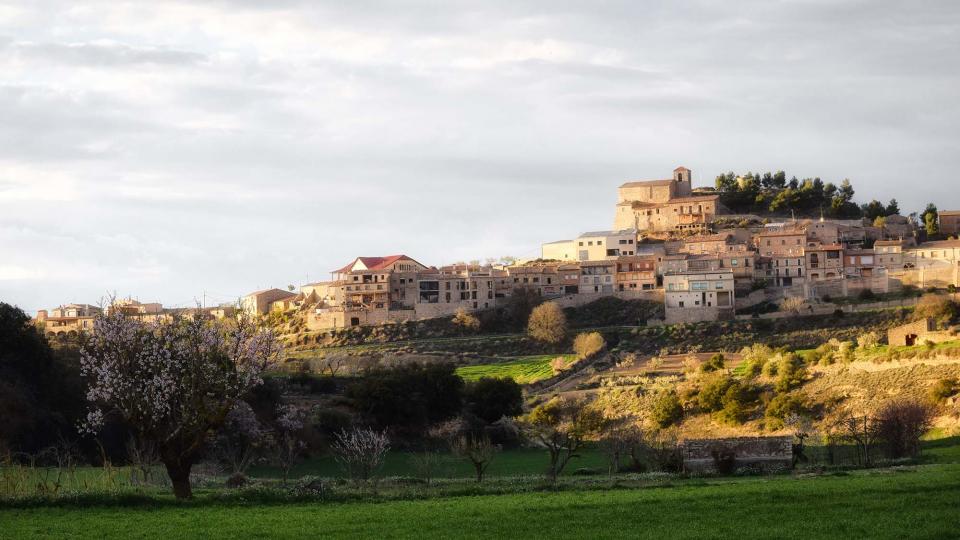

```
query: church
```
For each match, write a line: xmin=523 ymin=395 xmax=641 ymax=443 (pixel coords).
xmin=613 ymin=166 xmax=722 ymax=233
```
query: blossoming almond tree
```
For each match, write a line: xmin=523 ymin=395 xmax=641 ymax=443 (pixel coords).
xmin=80 ymin=309 xmax=281 ymax=498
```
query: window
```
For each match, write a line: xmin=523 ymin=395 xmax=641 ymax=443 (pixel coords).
xmin=598 ymin=241 xmax=603 ymax=245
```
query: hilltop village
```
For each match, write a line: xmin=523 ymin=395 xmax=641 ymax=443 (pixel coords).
xmin=37 ymin=167 xmax=960 ymax=337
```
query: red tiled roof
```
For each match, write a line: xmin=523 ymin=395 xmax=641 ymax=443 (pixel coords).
xmin=333 ymin=255 xmax=422 ymax=274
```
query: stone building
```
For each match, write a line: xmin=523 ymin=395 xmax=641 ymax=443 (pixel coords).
xmin=613 ymin=167 xmax=722 ymax=233
xmin=887 ymin=318 xmax=956 ymax=347
xmin=940 ymin=210 xmax=960 ymax=236
xmin=663 ymin=270 xmax=735 ymax=324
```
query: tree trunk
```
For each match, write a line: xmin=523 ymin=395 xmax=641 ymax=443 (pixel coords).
xmin=165 ymin=461 xmax=193 ymax=499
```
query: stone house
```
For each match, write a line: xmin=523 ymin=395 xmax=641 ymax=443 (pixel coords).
xmin=664 ymin=270 xmax=735 ymax=324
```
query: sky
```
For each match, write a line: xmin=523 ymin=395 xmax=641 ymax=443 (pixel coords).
xmin=2 ymin=0 xmax=959 ymax=313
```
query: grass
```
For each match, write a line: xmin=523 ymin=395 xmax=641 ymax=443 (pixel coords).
xmin=3 ymin=465 xmax=959 ymax=539
xmin=249 ymin=446 xmax=607 ymax=480
xmin=455 ymin=354 xmax=577 ymax=384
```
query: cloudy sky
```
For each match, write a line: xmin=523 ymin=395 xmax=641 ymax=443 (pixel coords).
xmin=2 ymin=0 xmax=959 ymax=313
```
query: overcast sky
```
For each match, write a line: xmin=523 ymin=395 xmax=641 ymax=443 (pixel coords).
xmin=2 ymin=0 xmax=959 ymax=313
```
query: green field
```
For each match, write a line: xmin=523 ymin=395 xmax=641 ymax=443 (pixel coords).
xmin=455 ymin=354 xmax=577 ymax=384
xmin=3 ymin=464 xmax=959 ymax=539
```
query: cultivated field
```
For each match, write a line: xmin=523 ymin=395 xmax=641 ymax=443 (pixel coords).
xmin=455 ymin=354 xmax=577 ymax=384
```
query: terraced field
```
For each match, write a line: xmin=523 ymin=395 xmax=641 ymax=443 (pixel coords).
xmin=455 ymin=354 xmax=577 ymax=384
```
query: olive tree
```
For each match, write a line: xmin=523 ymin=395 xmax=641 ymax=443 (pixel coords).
xmin=522 ymin=397 xmax=605 ymax=481
xmin=80 ymin=310 xmax=281 ymax=498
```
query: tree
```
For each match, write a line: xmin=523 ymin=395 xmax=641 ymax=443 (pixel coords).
xmin=451 ymin=433 xmax=498 ymax=482
xmin=775 ymin=353 xmax=807 ymax=392
xmin=452 ymin=308 xmax=481 ymax=334
xmin=527 ymin=302 xmax=567 ymax=344
xmin=274 ymin=404 xmax=306 ymax=485
xmin=873 ymin=400 xmax=934 ymax=459
xmin=463 ymin=377 xmax=523 ymax=424
xmin=925 ymin=212 xmax=940 ymax=237
xmin=346 ymin=363 xmax=464 ymax=436
xmin=572 ymin=332 xmax=606 ymax=359
xmin=922 ymin=203 xmax=940 ymax=237
xmin=331 ymin=427 xmax=390 ymax=482
xmin=784 ymin=413 xmax=813 ymax=466
xmin=522 ymin=398 xmax=605 ymax=481
xmin=0 ymin=303 xmax=85 ymax=455
xmin=651 ymin=390 xmax=684 ymax=428
xmin=699 ymin=353 xmax=725 ymax=373
xmin=600 ymin=419 xmax=644 ymax=474
xmin=885 ymin=199 xmax=900 ymax=216
xmin=80 ymin=310 xmax=281 ymax=498
xmin=862 ymin=200 xmax=886 ymax=221
xmin=211 ymin=401 xmax=273 ymax=475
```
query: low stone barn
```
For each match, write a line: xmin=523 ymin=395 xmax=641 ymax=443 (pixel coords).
xmin=679 ymin=436 xmax=793 ymax=473
xmin=887 ymin=318 xmax=955 ymax=347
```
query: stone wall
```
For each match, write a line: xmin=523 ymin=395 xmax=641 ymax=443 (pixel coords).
xmin=680 ymin=436 xmax=793 ymax=473
xmin=665 ymin=306 xmax=735 ymax=325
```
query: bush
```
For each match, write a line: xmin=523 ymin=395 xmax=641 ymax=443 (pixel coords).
xmin=856 ymin=331 xmax=881 ymax=350
xmin=527 ymin=302 xmax=568 ymax=344
xmin=857 ymin=288 xmax=877 ymax=302
xmin=764 ymin=392 xmax=808 ymax=429
xmin=780 ymin=296 xmax=808 ymax=314
xmin=452 ymin=308 xmax=481 ymax=334
xmin=709 ymin=444 xmax=737 ymax=475
xmin=573 ymin=332 xmax=606 ymax=360
xmin=774 ymin=354 xmax=807 ymax=393
xmin=697 ymin=375 xmax=735 ymax=413
xmin=699 ymin=353 xmax=725 ymax=373
xmin=929 ymin=378 xmax=958 ymax=403
xmin=225 ymin=472 xmax=249 ymax=489
xmin=651 ymin=390 xmax=684 ymax=428
xmin=913 ymin=294 xmax=958 ymax=328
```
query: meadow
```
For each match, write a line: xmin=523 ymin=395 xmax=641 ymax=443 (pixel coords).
xmin=3 ymin=464 xmax=959 ymax=539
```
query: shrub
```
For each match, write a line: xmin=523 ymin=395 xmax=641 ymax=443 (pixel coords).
xmin=774 ymin=354 xmax=807 ymax=393
xmin=651 ymin=390 xmax=684 ymax=428
xmin=225 ymin=472 xmax=249 ymax=489
xmin=873 ymin=400 xmax=935 ymax=459
xmin=779 ymin=296 xmax=808 ymax=314
xmin=699 ymin=353 xmax=725 ymax=373
xmin=929 ymin=378 xmax=958 ymax=403
xmin=697 ymin=375 xmax=735 ymax=413
xmin=856 ymin=331 xmax=881 ymax=350
xmin=764 ymin=392 xmax=808 ymax=429
xmin=452 ymin=308 xmax=481 ymax=334
xmin=857 ymin=288 xmax=877 ymax=302
xmin=527 ymin=302 xmax=568 ymax=344
xmin=573 ymin=332 xmax=606 ymax=360
xmin=913 ymin=294 xmax=958 ymax=328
